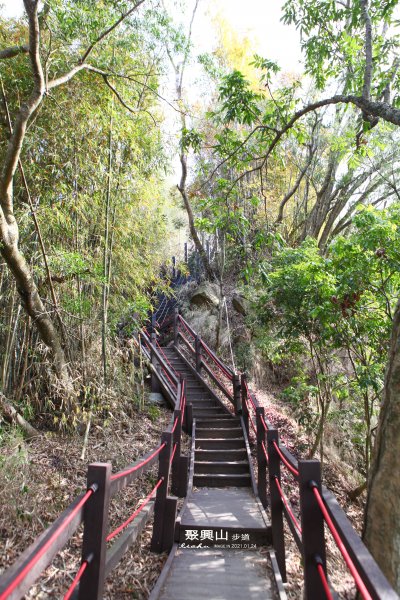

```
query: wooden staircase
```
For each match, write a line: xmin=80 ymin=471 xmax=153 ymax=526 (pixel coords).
xmin=162 ymin=347 xmax=251 ymax=488
xmin=150 ymin=345 xmax=281 ymax=600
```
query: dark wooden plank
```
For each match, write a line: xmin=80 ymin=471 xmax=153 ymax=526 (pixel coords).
xmin=180 ymin=488 xmax=267 ymax=529
xmin=110 ymin=449 xmax=162 ymax=496
xmin=104 ymin=502 xmax=154 ymax=577
xmin=321 ymin=486 xmax=398 ymax=600
xmin=79 ymin=463 xmax=111 ymax=600
xmin=0 ymin=493 xmax=86 ymax=600
xmin=152 ymin=548 xmax=277 ymax=600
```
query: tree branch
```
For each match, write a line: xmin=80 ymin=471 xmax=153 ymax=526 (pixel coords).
xmin=275 ymin=142 xmax=316 ymax=224
xmin=1 ymin=0 xmax=45 ymax=204
xmin=79 ymin=0 xmax=146 ymax=64
xmin=101 ymin=74 xmax=157 ymax=125
xmin=360 ymin=0 xmax=373 ymax=101
xmin=223 ymin=94 xmax=400 ymax=195
xmin=0 ymin=45 xmax=29 ymax=60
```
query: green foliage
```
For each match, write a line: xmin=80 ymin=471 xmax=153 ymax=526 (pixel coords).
xmin=254 ymin=205 xmax=400 ymax=469
xmin=218 ymin=70 xmax=261 ymax=125
xmin=181 ymin=128 xmax=203 ymax=153
xmin=282 ymin=0 xmax=400 ymax=97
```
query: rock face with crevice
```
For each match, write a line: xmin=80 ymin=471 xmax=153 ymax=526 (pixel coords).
xmin=232 ymin=291 xmax=250 ymax=316
xmin=190 ymin=282 xmax=220 ymax=309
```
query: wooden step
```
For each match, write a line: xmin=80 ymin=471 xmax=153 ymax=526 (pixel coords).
xmin=196 ymin=418 xmax=241 ymax=428
xmin=196 ymin=427 xmax=243 ymax=439
xmin=195 ymin=438 xmax=245 ymax=450
xmin=186 ymin=383 xmax=208 ymax=390
xmin=191 ymin=406 xmax=226 ymax=414
xmin=192 ymin=410 xmax=226 ymax=418
xmin=193 ymin=473 xmax=251 ymax=487
xmin=195 ymin=449 xmax=248 ymax=461
xmin=194 ymin=461 xmax=249 ymax=475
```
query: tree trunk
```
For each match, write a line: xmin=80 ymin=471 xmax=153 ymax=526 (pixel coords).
xmin=0 ymin=241 xmax=71 ymax=388
xmin=0 ymin=392 xmax=39 ymax=439
xmin=102 ymin=105 xmax=114 ymax=386
xmin=364 ymin=298 xmax=400 ymax=592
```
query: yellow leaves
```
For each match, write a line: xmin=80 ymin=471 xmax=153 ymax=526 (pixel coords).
xmin=210 ymin=8 xmax=265 ymax=93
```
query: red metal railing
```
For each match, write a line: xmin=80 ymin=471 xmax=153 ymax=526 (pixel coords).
xmin=0 ymin=342 xmax=189 ymax=600
xmin=240 ymin=371 xmax=396 ymax=599
xmin=0 ymin=489 xmax=94 ymax=600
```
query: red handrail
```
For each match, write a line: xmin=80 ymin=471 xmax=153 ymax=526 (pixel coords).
xmin=200 ymin=339 xmax=233 ymax=380
xmin=178 ymin=314 xmax=195 ymax=336
xmin=273 ymin=440 xmax=299 ymax=478
xmin=274 ymin=476 xmax=302 ymax=534
xmin=106 ymin=478 xmax=163 ymax=542
xmin=156 ymin=341 xmax=179 ymax=377
xmin=63 ymin=560 xmax=89 ymax=600
xmin=316 ymin=562 xmax=333 ymax=600
xmin=171 ymin=416 xmax=179 ymax=434
xmin=0 ymin=489 xmax=95 ymax=600
xmin=170 ymin=442 xmax=177 ymax=465
xmin=111 ymin=443 xmax=166 ymax=482
xmin=244 ymin=380 xmax=257 ymax=411
xmin=312 ymin=486 xmax=373 ymax=600
xmin=261 ymin=441 xmax=269 ymax=464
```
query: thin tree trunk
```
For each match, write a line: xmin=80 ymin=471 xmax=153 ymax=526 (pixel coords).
xmin=102 ymin=104 xmax=114 ymax=386
xmin=1 ymin=283 xmax=16 ymax=389
xmin=15 ymin=317 xmax=31 ymax=402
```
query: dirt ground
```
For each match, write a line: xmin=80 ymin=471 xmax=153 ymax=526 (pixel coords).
xmin=0 ymin=397 xmax=172 ymax=599
xmin=246 ymin=382 xmax=366 ymax=599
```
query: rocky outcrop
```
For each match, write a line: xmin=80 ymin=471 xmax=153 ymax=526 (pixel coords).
xmin=232 ymin=291 xmax=250 ymax=316
xmin=190 ymin=282 xmax=220 ymax=308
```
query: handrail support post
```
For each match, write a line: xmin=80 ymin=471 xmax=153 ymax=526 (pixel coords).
xmin=151 ymin=432 xmax=177 ymax=553
xmin=299 ymin=459 xmax=327 ymax=600
xmin=195 ymin=335 xmax=202 ymax=372
xmin=150 ymin=333 xmax=161 ymax=393
xmin=267 ymin=429 xmax=286 ymax=582
xmin=241 ymin=373 xmax=249 ymax=437
xmin=256 ymin=407 xmax=268 ymax=509
xmin=78 ymin=463 xmax=111 ymax=600
xmin=233 ymin=373 xmax=241 ymax=414
xmin=173 ymin=308 xmax=179 ymax=347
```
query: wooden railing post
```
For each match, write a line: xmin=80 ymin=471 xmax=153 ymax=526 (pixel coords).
xmin=150 ymin=333 xmax=161 ymax=393
xmin=241 ymin=373 xmax=249 ymax=437
xmin=256 ymin=407 xmax=267 ymax=510
xmin=185 ymin=403 xmax=193 ymax=435
xmin=171 ymin=409 xmax=188 ymax=498
xmin=299 ymin=459 xmax=327 ymax=600
xmin=267 ymin=429 xmax=286 ymax=582
xmin=184 ymin=242 xmax=188 ymax=264
xmin=173 ymin=308 xmax=179 ymax=347
xmin=151 ymin=432 xmax=177 ymax=553
xmin=172 ymin=256 xmax=176 ymax=279
xmin=195 ymin=335 xmax=202 ymax=372
xmin=78 ymin=463 xmax=111 ymax=600
xmin=233 ymin=373 xmax=241 ymax=414
xmin=150 ymin=313 xmax=156 ymax=335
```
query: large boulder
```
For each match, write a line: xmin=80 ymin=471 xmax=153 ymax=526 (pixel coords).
xmin=190 ymin=282 xmax=220 ymax=308
xmin=232 ymin=291 xmax=250 ymax=316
